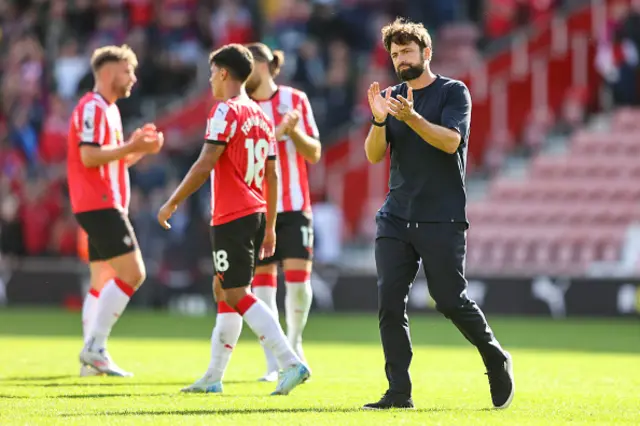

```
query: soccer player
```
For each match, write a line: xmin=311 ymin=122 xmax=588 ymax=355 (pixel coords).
xmin=362 ymin=19 xmax=515 ymax=410
xmin=68 ymin=44 xmax=163 ymax=377
xmin=157 ymin=43 xmax=310 ymax=396
xmin=244 ymin=42 xmax=321 ymax=382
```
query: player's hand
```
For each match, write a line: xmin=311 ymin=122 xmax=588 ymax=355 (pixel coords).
xmin=368 ymin=81 xmax=391 ymax=123
xmin=259 ymin=228 xmax=276 ymax=260
xmin=275 ymin=111 xmax=300 ymax=139
xmin=157 ymin=202 xmax=177 ymax=230
xmin=143 ymin=123 xmax=164 ymax=154
xmin=150 ymin=131 xmax=164 ymax=154
xmin=284 ymin=110 xmax=301 ymax=136
xmin=130 ymin=126 xmax=160 ymax=153
xmin=387 ymin=87 xmax=415 ymax=122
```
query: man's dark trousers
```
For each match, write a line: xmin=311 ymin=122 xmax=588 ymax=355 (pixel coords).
xmin=375 ymin=212 xmax=506 ymax=397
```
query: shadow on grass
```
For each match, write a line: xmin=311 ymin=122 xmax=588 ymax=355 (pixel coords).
xmin=52 ymin=392 xmax=170 ymax=399
xmin=3 ymin=380 xmax=255 ymax=388
xmin=0 ymin=375 xmax=77 ymax=382
xmin=56 ymin=407 xmax=483 ymax=416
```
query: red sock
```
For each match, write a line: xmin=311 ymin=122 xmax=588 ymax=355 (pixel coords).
xmin=217 ymin=301 xmax=236 ymax=313
xmin=114 ymin=278 xmax=135 ymax=297
xmin=235 ymin=293 xmax=258 ymax=316
xmin=252 ymin=273 xmax=277 ymax=287
xmin=284 ymin=270 xmax=309 ymax=284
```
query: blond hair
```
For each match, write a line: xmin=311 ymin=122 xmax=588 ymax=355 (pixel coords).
xmin=90 ymin=44 xmax=138 ymax=73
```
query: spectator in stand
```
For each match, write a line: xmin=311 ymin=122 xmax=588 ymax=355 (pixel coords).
xmin=210 ymin=0 xmax=255 ymax=47
xmin=127 ymin=0 xmax=154 ymax=28
xmin=615 ymin=0 xmax=640 ymax=105
xmin=0 ymin=0 xmax=573 ymax=284
xmin=291 ymin=38 xmax=325 ymax=99
xmin=39 ymin=95 xmax=69 ymax=164
xmin=3 ymin=34 xmax=45 ymax=168
xmin=323 ymin=40 xmax=357 ymax=132
xmin=54 ymin=38 xmax=88 ymax=100
xmin=595 ymin=0 xmax=639 ymax=106
xmin=48 ymin=204 xmax=78 ymax=257
xmin=0 ymin=190 xmax=25 ymax=258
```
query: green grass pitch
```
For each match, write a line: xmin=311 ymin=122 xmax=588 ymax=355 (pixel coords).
xmin=0 ymin=309 xmax=639 ymax=425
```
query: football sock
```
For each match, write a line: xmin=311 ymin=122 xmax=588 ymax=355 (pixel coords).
xmin=284 ymin=270 xmax=313 ymax=361
xmin=205 ymin=302 xmax=243 ymax=382
xmin=252 ymin=273 xmax=279 ymax=373
xmin=236 ymin=293 xmax=300 ymax=369
xmin=82 ymin=288 xmax=100 ymax=342
xmin=88 ymin=278 xmax=134 ymax=350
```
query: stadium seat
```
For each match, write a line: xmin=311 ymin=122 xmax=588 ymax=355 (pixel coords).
xmin=468 ymin=109 xmax=640 ymax=275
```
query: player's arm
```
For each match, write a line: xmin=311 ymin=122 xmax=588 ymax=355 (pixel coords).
xmin=259 ymin=138 xmax=278 ymax=259
xmin=288 ymin=126 xmax=321 ymax=164
xmin=158 ymin=103 xmax=233 ymax=229
xmin=163 ymin=143 xmax=225 ymax=209
xmin=403 ymin=83 xmax=470 ymax=154
xmin=80 ymin=125 xmax=155 ymax=168
xmin=365 ymin=85 xmax=390 ymax=164
xmin=287 ymin=93 xmax=322 ymax=163
xmin=80 ymin=142 xmax=139 ymax=168
xmin=125 ymin=152 xmax=145 ymax=167
xmin=264 ymin=157 xmax=279 ymax=231
xmin=364 ymin=125 xmax=388 ymax=164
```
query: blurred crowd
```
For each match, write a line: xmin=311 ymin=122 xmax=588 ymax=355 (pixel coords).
xmin=595 ymin=0 xmax=640 ymax=107
xmin=0 ymin=0 xmax=571 ymax=268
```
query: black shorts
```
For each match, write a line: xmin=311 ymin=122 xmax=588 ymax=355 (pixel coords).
xmin=256 ymin=211 xmax=313 ymax=266
xmin=210 ymin=212 xmax=266 ymax=289
xmin=75 ymin=208 xmax=138 ymax=262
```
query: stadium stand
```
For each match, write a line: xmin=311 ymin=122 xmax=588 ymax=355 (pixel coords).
xmin=467 ymin=107 xmax=640 ymax=276
xmin=3 ymin=0 xmax=639 ymax=281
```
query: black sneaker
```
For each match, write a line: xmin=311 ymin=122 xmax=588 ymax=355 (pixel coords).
xmin=363 ymin=391 xmax=415 ymax=410
xmin=486 ymin=351 xmax=515 ymax=409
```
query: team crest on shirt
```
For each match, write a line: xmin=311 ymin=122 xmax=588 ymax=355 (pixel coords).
xmin=115 ymin=129 xmax=122 ymax=142
xmin=277 ymin=103 xmax=290 ymax=115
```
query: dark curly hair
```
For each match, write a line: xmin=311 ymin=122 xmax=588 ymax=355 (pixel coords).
xmin=381 ymin=17 xmax=432 ymax=52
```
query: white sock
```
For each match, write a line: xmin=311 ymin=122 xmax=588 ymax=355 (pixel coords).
xmin=285 ymin=272 xmax=313 ymax=361
xmin=82 ymin=289 xmax=100 ymax=342
xmin=252 ymin=280 xmax=279 ymax=373
xmin=205 ymin=302 xmax=243 ymax=382
xmin=238 ymin=294 xmax=300 ymax=370
xmin=88 ymin=278 xmax=134 ymax=350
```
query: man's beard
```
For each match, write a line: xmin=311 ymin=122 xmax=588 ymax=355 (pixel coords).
xmin=114 ymin=83 xmax=131 ymax=99
xmin=396 ymin=62 xmax=425 ymax=81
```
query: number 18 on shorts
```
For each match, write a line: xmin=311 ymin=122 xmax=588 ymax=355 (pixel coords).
xmin=209 ymin=213 xmax=266 ymax=289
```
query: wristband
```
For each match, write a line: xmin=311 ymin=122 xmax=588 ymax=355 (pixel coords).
xmin=371 ymin=117 xmax=386 ymax=127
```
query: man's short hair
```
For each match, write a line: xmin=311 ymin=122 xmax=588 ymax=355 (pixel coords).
xmin=381 ymin=17 xmax=432 ymax=52
xmin=90 ymin=45 xmax=138 ymax=73
xmin=209 ymin=44 xmax=254 ymax=82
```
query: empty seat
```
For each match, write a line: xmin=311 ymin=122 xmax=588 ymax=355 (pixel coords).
xmin=611 ymin=107 xmax=640 ymax=130
xmin=470 ymin=111 xmax=640 ymax=275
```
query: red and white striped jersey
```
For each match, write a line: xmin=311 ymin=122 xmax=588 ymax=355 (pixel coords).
xmin=205 ymin=96 xmax=277 ymax=226
xmin=67 ymin=92 xmax=130 ymax=214
xmin=253 ymin=85 xmax=319 ymax=213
